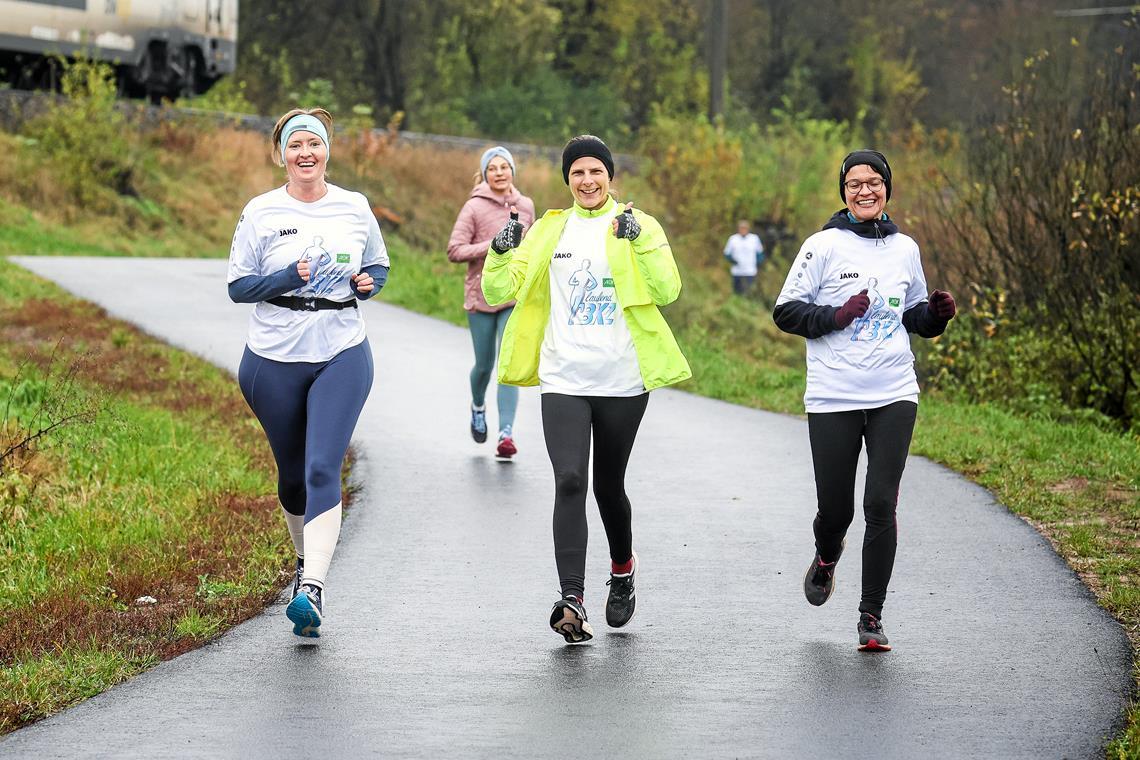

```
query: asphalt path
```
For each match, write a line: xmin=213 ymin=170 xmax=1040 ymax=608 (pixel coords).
xmin=2 ymin=256 xmax=1132 ymax=759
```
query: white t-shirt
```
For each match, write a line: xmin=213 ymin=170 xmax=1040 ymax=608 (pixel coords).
xmin=724 ymin=232 xmax=763 ymax=276
xmin=227 ymin=184 xmax=389 ymax=362
xmin=539 ymin=207 xmax=644 ymax=397
xmin=775 ymin=227 xmax=929 ymax=413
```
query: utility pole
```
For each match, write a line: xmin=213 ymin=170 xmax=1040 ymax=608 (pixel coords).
xmin=708 ymin=0 xmax=727 ymax=121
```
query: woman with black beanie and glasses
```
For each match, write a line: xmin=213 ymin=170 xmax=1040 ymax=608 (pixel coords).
xmin=482 ymin=135 xmax=691 ymax=644
xmin=772 ymin=149 xmax=957 ymax=652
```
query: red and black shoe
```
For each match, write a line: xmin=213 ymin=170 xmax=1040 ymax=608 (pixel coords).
xmin=495 ymin=426 xmax=517 ymax=459
xmin=857 ymin=612 xmax=892 ymax=652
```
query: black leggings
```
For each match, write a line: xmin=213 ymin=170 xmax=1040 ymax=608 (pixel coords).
xmin=541 ymin=392 xmax=649 ymax=600
xmin=807 ymin=400 xmax=917 ymax=618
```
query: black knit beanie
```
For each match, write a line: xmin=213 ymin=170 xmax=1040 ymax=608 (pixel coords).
xmin=561 ymin=135 xmax=615 ymax=184
xmin=839 ymin=149 xmax=892 ymax=201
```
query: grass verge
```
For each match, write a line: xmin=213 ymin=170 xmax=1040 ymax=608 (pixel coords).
xmin=0 ymin=266 xmax=286 ymax=733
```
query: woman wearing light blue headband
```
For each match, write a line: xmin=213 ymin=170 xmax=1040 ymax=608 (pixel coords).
xmin=447 ymin=146 xmax=535 ymax=459
xmin=226 ymin=107 xmax=391 ymax=639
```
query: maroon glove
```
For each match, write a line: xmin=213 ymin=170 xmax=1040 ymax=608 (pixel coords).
xmin=928 ymin=289 xmax=957 ymax=320
xmin=834 ymin=289 xmax=870 ymax=329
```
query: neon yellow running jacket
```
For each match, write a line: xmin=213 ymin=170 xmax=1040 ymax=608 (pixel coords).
xmin=481 ymin=196 xmax=692 ymax=390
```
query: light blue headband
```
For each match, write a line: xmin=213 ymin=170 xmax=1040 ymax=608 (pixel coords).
xmin=279 ymin=114 xmax=330 ymax=163
xmin=480 ymin=146 xmax=516 ymax=181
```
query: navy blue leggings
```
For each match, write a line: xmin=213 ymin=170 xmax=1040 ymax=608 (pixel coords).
xmin=238 ymin=340 xmax=373 ymax=523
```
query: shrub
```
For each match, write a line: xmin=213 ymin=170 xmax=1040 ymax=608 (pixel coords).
xmin=465 ymin=67 xmax=632 ymax=146
xmin=176 ymin=77 xmax=258 ymax=116
xmin=22 ymin=56 xmax=139 ymax=212
xmin=922 ymin=43 xmax=1139 ymax=428
xmin=638 ymin=107 xmax=851 ymax=292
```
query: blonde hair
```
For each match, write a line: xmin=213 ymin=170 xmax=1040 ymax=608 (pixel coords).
xmin=271 ymin=107 xmax=334 ymax=167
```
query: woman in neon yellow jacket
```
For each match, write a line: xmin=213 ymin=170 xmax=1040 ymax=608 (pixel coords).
xmin=482 ymin=134 xmax=690 ymax=645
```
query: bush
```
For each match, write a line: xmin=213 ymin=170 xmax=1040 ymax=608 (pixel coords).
xmin=638 ymin=108 xmax=851 ymax=285
xmin=22 ymin=57 xmax=139 ymax=211
xmin=923 ymin=43 xmax=1139 ymax=428
xmin=465 ymin=68 xmax=632 ymax=146
xmin=176 ymin=77 xmax=258 ymax=115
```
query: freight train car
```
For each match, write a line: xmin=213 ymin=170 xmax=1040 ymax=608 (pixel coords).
xmin=0 ymin=0 xmax=237 ymax=99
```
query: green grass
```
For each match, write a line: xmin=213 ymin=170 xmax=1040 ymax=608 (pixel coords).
xmin=174 ymin=609 xmax=227 ymax=640
xmin=0 ymin=266 xmax=286 ymax=733
xmin=382 ymin=235 xmax=468 ymax=327
xmin=0 ymin=649 xmax=156 ymax=729
xmin=0 ymin=203 xmax=221 ymax=259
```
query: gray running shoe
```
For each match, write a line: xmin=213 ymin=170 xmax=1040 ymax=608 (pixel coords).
xmin=803 ymin=541 xmax=843 ymax=606
xmin=857 ymin=612 xmax=892 ymax=652
xmin=470 ymin=405 xmax=488 ymax=443
xmin=549 ymin=596 xmax=594 ymax=644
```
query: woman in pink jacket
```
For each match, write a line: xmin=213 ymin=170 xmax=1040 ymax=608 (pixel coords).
xmin=447 ymin=146 xmax=536 ymax=458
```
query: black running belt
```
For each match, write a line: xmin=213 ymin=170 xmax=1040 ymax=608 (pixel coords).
xmin=267 ymin=296 xmax=358 ymax=311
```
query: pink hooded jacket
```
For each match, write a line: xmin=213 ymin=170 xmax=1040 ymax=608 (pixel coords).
xmin=447 ymin=182 xmax=536 ymax=313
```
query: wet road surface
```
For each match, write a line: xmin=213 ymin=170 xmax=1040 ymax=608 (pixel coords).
xmin=2 ymin=257 xmax=1132 ymax=759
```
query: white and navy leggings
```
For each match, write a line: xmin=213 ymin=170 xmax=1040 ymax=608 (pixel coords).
xmin=807 ymin=400 xmax=917 ymax=619
xmin=238 ymin=340 xmax=373 ymax=522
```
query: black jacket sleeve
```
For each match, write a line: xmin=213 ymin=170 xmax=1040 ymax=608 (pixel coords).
xmin=772 ymin=300 xmax=839 ymax=339
xmin=902 ymin=301 xmax=949 ymax=338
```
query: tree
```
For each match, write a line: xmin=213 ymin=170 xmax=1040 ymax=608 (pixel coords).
xmin=929 ymin=38 xmax=1139 ymax=425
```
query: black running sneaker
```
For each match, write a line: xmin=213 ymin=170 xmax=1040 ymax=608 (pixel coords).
xmin=549 ymin=595 xmax=594 ymax=644
xmin=290 ymin=558 xmax=304 ymax=600
xmin=287 ymin=583 xmax=323 ymax=639
xmin=803 ymin=540 xmax=844 ymax=606
xmin=857 ymin=612 xmax=891 ymax=652
xmin=605 ymin=551 xmax=638 ymax=628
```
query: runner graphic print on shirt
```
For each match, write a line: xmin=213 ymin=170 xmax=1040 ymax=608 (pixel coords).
xmin=539 ymin=211 xmax=643 ymax=397
xmin=565 ymin=259 xmax=617 ymax=327
xmin=851 ymin=277 xmax=902 ymax=344
xmin=299 ymin=236 xmax=353 ymax=297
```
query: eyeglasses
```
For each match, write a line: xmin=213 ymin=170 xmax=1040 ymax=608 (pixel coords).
xmin=844 ymin=178 xmax=885 ymax=193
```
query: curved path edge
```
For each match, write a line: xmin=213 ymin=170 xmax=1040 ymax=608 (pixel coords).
xmin=1 ymin=256 xmax=1132 ymax=760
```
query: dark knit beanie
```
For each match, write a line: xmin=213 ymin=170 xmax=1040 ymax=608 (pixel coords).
xmin=561 ymin=135 xmax=615 ymax=184
xmin=839 ymin=149 xmax=892 ymax=201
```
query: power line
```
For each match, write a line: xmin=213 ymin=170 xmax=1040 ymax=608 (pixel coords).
xmin=1053 ymin=6 xmax=1137 ymax=17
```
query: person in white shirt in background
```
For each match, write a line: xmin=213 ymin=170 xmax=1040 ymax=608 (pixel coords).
xmin=724 ymin=219 xmax=764 ymax=295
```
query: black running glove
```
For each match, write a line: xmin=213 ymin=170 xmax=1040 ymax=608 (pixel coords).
xmin=491 ymin=210 xmax=524 ymax=253
xmin=614 ymin=207 xmax=641 ymax=241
